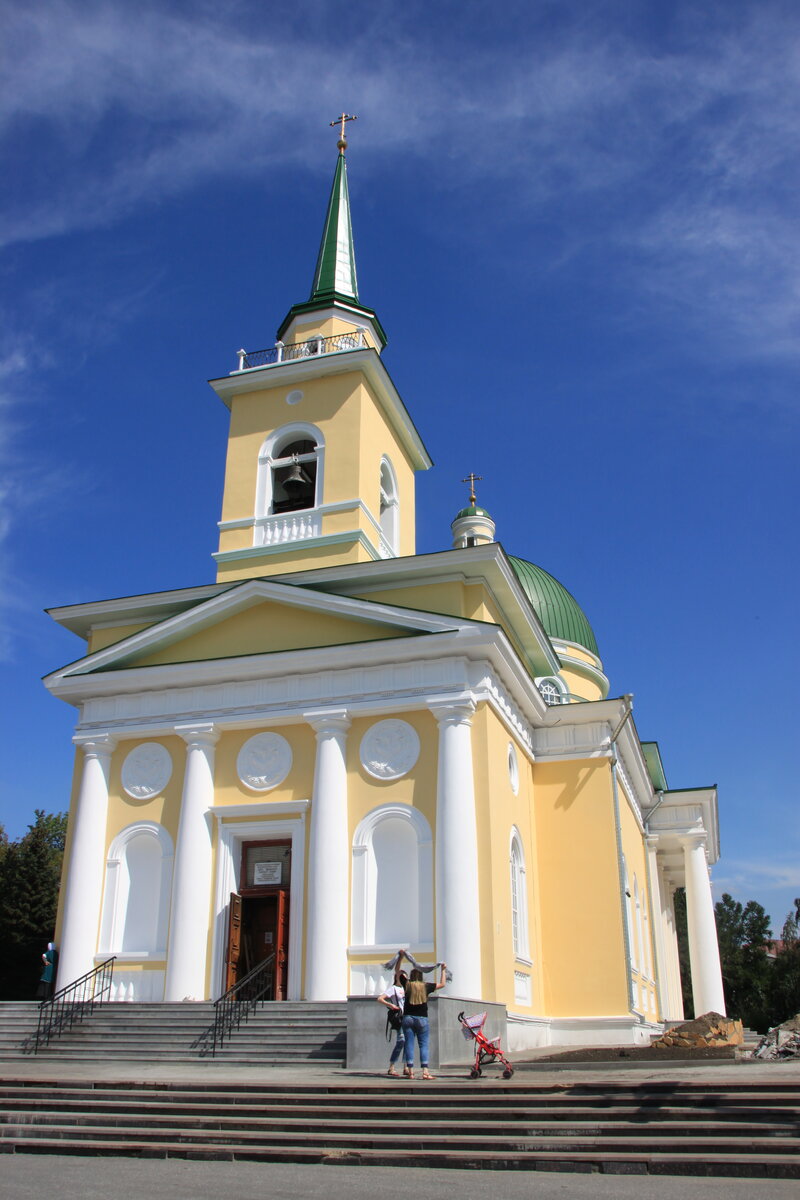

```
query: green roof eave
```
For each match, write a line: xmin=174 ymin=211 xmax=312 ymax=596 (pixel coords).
xmin=641 ymin=741 xmax=669 ymax=792
xmin=276 ymin=297 xmax=388 ymax=348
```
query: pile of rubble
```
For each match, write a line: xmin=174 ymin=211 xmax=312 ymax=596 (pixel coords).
xmin=753 ymin=1014 xmax=800 ymax=1061
xmin=652 ymin=1012 xmax=743 ymax=1050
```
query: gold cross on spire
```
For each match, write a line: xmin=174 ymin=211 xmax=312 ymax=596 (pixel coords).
xmin=330 ymin=113 xmax=358 ymax=153
xmin=461 ymin=472 xmax=483 ymax=504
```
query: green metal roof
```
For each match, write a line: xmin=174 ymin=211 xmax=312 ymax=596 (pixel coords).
xmin=641 ymin=742 xmax=668 ymax=792
xmin=455 ymin=504 xmax=492 ymax=519
xmin=311 ymin=151 xmax=358 ymax=303
xmin=276 ymin=150 xmax=387 ymax=348
xmin=508 ymin=556 xmax=599 ymax=657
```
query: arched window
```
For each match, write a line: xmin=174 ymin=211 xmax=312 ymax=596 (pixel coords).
xmin=99 ymin=822 xmax=174 ymax=956
xmin=537 ymin=676 xmax=566 ymax=706
xmin=351 ymin=805 xmax=433 ymax=948
xmin=379 ymin=457 xmax=399 ymax=556
xmin=254 ymin=423 xmax=325 ymax=538
xmin=510 ymin=829 xmax=530 ymax=959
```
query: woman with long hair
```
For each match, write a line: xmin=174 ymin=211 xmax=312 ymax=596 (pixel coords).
xmin=376 ymin=964 xmax=409 ymax=1076
xmin=401 ymin=962 xmax=446 ymax=1080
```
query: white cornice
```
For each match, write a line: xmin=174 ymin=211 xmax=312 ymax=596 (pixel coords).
xmin=208 ymin=347 xmax=432 ymax=472
xmin=212 ymin=528 xmax=382 ymax=565
xmin=47 ymin=583 xmax=232 ymax=639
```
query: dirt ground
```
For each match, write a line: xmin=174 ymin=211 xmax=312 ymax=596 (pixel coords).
xmin=532 ymin=1043 xmax=738 ymax=1063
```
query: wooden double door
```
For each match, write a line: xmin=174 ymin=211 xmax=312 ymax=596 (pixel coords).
xmin=224 ymin=839 xmax=292 ymax=999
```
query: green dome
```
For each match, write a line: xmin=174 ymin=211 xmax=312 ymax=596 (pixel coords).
xmin=509 ymin=556 xmax=599 ymax=657
xmin=455 ymin=504 xmax=492 ymax=519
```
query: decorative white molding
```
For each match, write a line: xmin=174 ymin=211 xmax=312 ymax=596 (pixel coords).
xmin=121 ymin=742 xmax=172 ymax=799
xmin=98 ymin=821 xmax=174 ymax=957
xmin=107 ymin=969 xmax=165 ymax=1003
xmin=351 ymin=803 xmax=433 ymax=947
xmin=359 ymin=719 xmax=420 ymax=780
xmin=211 ymin=800 xmax=309 ymax=819
xmin=531 ymin=721 xmax=610 ymax=758
xmin=236 ymin=731 xmax=293 ymax=791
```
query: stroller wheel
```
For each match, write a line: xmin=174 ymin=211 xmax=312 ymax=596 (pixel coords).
xmin=469 ymin=1067 xmax=482 ymax=1079
xmin=502 ymin=1068 xmax=514 ymax=1079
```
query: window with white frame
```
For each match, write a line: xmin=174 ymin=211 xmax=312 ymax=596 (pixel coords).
xmin=379 ymin=457 xmax=399 ymax=555
xmin=510 ymin=829 xmax=530 ymax=959
xmin=351 ymin=804 xmax=433 ymax=948
xmin=255 ymin=423 xmax=324 ymax=525
xmin=538 ymin=677 xmax=566 ymax=705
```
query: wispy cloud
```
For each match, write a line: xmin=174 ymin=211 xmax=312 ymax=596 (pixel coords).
xmin=2 ymin=1 xmax=800 ymax=360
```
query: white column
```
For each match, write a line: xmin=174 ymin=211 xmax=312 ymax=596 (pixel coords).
xmin=164 ymin=724 xmax=219 ymax=1002
xmin=681 ymin=833 xmax=726 ymax=1016
xmin=662 ymin=874 xmax=685 ymax=1021
xmin=645 ymin=836 xmax=668 ymax=1018
xmin=57 ymin=735 xmax=117 ymax=989
xmin=304 ymin=709 xmax=350 ymax=1000
xmin=431 ymin=701 xmax=482 ymax=999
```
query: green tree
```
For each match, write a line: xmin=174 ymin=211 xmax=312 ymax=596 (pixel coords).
xmin=714 ymin=892 xmax=772 ymax=1030
xmin=769 ymin=898 xmax=800 ymax=1026
xmin=672 ymin=887 xmax=694 ymax=1018
xmin=0 ymin=810 xmax=68 ymax=1001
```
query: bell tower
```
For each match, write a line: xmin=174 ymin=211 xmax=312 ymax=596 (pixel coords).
xmin=209 ymin=119 xmax=431 ymax=583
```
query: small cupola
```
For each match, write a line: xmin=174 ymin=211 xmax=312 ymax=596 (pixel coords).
xmin=451 ymin=473 xmax=496 ymax=548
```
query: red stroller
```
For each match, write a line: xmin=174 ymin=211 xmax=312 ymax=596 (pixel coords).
xmin=458 ymin=1010 xmax=514 ymax=1079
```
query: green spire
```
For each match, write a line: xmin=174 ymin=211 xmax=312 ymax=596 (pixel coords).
xmin=309 ymin=151 xmax=359 ymax=303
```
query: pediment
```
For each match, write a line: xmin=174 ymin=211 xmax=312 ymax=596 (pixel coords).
xmin=50 ymin=578 xmax=470 ymax=678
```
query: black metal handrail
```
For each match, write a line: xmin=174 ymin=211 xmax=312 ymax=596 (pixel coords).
xmin=238 ymin=330 xmax=365 ymax=370
xmin=30 ymin=956 xmax=116 ymax=1053
xmin=194 ymin=953 xmax=276 ymax=1057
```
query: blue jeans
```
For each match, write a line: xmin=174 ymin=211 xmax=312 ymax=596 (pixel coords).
xmin=402 ymin=1014 xmax=430 ymax=1068
xmin=389 ymin=1028 xmax=405 ymax=1065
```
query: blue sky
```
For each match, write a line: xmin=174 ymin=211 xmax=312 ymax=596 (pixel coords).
xmin=1 ymin=0 xmax=798 ymax=930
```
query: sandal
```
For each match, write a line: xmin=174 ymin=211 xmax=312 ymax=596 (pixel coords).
xmin=387 ymin=1068 xmax=399 ymax=1077
xmin=422 ymin=1071 xmax=436 ymax=1080
xmin=403 ymin=1066 xmax=414 ymax=1079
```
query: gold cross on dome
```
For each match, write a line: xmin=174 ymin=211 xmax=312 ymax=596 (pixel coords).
xmin=461 ymin=472 xmax=483 ymax=504
xmin=330 ymin=113 xmax=358 ymax=151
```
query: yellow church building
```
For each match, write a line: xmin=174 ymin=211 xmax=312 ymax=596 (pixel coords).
xmin=45 ymin=126 xmax=725 ymax=1051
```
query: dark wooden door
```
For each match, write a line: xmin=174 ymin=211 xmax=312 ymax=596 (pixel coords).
xmin=275 ymin=889 xmax=290 ymax=1000
xmin=224 ymin=892 xmax=242 ymax=991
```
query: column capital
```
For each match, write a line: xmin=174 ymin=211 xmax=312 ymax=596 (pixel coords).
xmin=644 ymin=834 xmax=661 ymax=852
xmin=678 ymin=830 xmax=708 ymax=851
xmin=174 ymin=722 xmax=220 ymax=749
xmin=429 ymin=698 xmax=476 ymax=728
xmin=304 ymin=708 xmax=351 ymax=736
xmin=73 ymin=733 xmax=117 ymax=760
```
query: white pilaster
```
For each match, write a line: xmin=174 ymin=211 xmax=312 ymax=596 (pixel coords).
xmin=431 ymin=700 xmax=482 ymax=998
xmin=164 ymin=724 xmax=219 ymax=1001
xmin=681 ymin=833 xmax=726 ymax=1016
xmin=304 ymin=709 xmax=350 ymax=1000
xmin=57 ymin=735 xmax=117 ymax=989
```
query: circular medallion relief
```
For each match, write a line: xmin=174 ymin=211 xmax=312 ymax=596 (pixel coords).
xmin=237 ymin=732 xmax=293 ymax=792
xmin=507 ymin=742 xmax=520 ymax=795
xmin=122 ymin=743 xmax=173 ymax=800
xmin=360 ymin=719 xmax=420 ymax=781
xmin=286 ymin=389 xmax=303 ymax=406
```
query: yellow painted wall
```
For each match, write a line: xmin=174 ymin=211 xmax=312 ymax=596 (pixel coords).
xmin=533 ymin=758 xmax=630 ymax=1015
xmin=471 ymin=706 xmax=540 ymax=1012
xmin=215 ymin=363 xmax=419 ymax=579
xmin=127 ymin=600 xmax=413 ymax=667
xmin=344 ymin=710 xmax=439 ymax=976
xmin=88 ymin=623 xmax=153 ymax=654
xmin=216 ymin=540 xmax=367 ymax=582
xmin=559 ymin=664 xmax=604 ymax=702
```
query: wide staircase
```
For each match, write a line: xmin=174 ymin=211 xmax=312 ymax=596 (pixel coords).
xmin=0 ymin=1076 xmax=798 ymax=1176
xmin=0 ymin=1001 xmax=347 ymax=1065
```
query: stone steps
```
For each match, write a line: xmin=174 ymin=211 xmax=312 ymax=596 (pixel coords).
xmin=0 ymin=1001 xmax=347 ymax=1063
xmin=0 ymin=1079 xmax=798 ymax=1176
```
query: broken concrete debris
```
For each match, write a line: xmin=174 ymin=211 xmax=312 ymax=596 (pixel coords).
xmin=651 ymin=1012 xmax=744 ymax=1050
